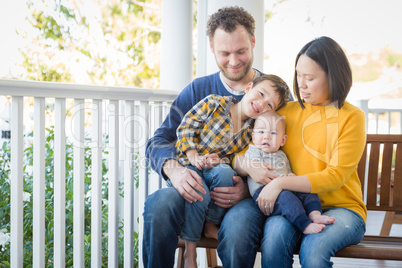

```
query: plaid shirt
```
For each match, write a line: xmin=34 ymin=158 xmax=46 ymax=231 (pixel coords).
xmin=176 ymin=94 xmax=254 ymax=166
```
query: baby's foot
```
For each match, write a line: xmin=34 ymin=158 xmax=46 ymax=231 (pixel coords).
xmin=303 ymin=222 xmax=325 ymax=234
xmin=309 ymin=211 xmax=335 ymax=225
xmin=204 ymin=221 xmax=219 ymax=240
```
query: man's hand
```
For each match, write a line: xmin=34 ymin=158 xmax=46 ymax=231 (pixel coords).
xmin=163 ymin=159 xmax=206 ymax=203
xmin=210 ymin=176 xmax=250 ymax=208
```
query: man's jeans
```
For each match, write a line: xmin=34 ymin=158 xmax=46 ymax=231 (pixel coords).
xmin=143 ymin=182 xmax=266 ymax=268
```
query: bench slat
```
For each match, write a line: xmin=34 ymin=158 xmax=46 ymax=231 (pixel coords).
xmin=394 ymin=142 xmax=402 ymax=208
xmin=367 ymin=142 xmax=380 ymax=207
xmin=178 ymin=236 xmax=402 ymax=261
xmin=380 ymin=142 xmax=393 ymax=207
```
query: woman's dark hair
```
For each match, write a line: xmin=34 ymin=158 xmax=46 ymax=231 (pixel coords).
xmin=293 ymin=36 xmax=352 ymax=109
xmin=206 ymin=6 xmax=255 ymax=41
xmin=253 ymin=74 xmax=291 ymax=111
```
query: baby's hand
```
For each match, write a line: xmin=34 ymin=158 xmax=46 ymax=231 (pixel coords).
xmin=204 ymin=153 xmax=223 ymax=169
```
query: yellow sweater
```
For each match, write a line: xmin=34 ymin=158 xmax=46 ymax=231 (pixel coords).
xmin=277 ymin=101 xmax=367 ymax=223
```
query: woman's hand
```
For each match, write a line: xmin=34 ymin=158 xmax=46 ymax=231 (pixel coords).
xmin=256 ymin=179 xmax=282 ymax=216
xmin=234 ymin=155 xmax=278 ymax=185
xmin=247 ymin=159 xmax=278 ymax=185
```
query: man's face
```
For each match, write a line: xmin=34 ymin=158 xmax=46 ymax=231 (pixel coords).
xmin=210 ymin=25 xmax=255 ymax=82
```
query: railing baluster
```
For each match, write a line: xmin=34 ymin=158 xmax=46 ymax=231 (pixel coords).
xmin=91 ymin=99 xmax=103 ymax=268
xmin=54 ymin=98 xmax=66 ymax=267
xmin=133 ymin=102 xmax=140 ymax=234
xmin=11 ymin=96 xmax=23 ymax=268
xmin=108 ymin=100 xmax=119 ymax=267
xmin=124 ymin=100 xmax=135 ymax=268
xmin=138 ymin=100 xmax=150 ymax=267
xmin=33 ymin=97 xmax=45 ymax=268
xmin=150 ymin=101 xmax=163 ymax=192
xmin=73 ymin=99 xmax=85 ymax=267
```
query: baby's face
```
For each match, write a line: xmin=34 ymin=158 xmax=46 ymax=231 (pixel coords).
xmin=252 ymin=115 xmax=287 ymax=153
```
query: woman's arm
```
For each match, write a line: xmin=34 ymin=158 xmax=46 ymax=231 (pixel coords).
xmin=233 ymin=154 xmax=278 ymax=184
xmin=257 ymin=174 xmax=311 ymax=215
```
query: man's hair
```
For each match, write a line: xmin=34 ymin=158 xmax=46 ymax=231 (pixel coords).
xmin=206 ymin=6 xmax=255 ymax=41
xmin=293 ymin=36 xmax=352 ymax=109
xmin=252 ymin=74 xmax=291 ymax=111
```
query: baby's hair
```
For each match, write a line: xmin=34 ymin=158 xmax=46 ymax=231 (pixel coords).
xmin=254 ymin=111 xmax=287 ymax=133
xmin=252 ymin=74 xmax=290 ymax=110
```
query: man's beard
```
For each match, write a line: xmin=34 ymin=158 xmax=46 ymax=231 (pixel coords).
xmin=219 ymin=55 xmax=253 ymax=82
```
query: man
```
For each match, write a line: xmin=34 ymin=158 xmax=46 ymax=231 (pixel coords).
xmin=143 ymin=6 xmax=285 ymax=267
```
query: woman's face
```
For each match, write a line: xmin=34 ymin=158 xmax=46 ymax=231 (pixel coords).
xmin=296 ymin=54 xmax=331 ymax=106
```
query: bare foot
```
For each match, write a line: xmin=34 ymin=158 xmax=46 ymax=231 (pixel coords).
xmin=309 ymin=211 xmax=335 ymax=225
xmin=184 ymin=241 xmax=197 ymax=268
xmin=303 ymin=222 xmax=325 ymax=234
xmin=204 ymin=221 xmax=219 ymax=240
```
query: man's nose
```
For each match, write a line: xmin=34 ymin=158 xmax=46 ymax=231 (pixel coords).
xmin=228 ymin=54 xmax=239 ymax=66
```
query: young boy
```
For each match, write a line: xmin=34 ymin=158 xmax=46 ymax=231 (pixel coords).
xmin=246 ymin=111 xmax=335 ymax=235
xmin=175 ymin=75 xmax=290 ymax=268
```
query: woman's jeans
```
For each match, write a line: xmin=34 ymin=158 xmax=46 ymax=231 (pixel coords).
xmin=260 ymin=207 xmax=366 ymax=268
xmin=180 ymin=164 xmax=236 ymax=242
xmin=142 ymin=174 xmax=265 ymax=268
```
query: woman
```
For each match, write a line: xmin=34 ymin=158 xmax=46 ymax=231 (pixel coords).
xmin=235 ymin=36 xmax=367 ymax=267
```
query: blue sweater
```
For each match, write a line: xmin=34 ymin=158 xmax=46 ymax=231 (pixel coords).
xmin=146 ymin=69 xmax=287 ymax=179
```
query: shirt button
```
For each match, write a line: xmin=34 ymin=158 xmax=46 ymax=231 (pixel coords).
xmin=216 ymin=138 xmax=220 ymax=142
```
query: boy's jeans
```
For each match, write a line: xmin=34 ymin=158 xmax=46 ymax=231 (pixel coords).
xmin=180 ymin=164 xmax=236 ymax=242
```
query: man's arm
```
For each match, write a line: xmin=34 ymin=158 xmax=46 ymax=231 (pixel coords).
xmin=145 ymin=84 xmax=207 ymax=202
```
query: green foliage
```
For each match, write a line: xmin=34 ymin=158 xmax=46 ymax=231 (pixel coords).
xmin=387 ymin=52 xmax=402 ymax=68
xmin=20 ymin=0 xmax=161 ymax=88
xmin=0 ymin=128 xmax=139 ymax=267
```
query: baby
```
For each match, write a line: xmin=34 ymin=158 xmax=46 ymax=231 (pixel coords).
xmin=246 ymin=111 xmax=335 ymax=234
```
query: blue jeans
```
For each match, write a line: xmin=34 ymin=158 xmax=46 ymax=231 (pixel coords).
xmin=253 ymin=188 xmax=322 ymax=232
xmin=260 ymin=207 xmax=366 ymax=268
xmin=142 ymin=184 xmax=265 ymax=267
xmin=181 ymin=164 xmax=236 ymax=242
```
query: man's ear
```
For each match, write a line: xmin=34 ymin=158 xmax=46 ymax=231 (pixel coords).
xmin=251 ymin=35 xmax=256 ymax=48
xmin=245 ymin=82 xmax=253 ymax=94
xmin=209 ymin=39 xmax=214 ymax=54
xmin=281 ymin=134 xmax=288 ymax=146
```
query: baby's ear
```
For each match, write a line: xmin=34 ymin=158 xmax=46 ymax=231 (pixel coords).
xmin=281 ymin=134 xmax=288 ymax=146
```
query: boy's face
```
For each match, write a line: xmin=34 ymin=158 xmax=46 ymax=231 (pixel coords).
xmin=252 ymin=114 xmax=287 ymax=153
xmin=242 ymin=80 xmax=281 ymax=119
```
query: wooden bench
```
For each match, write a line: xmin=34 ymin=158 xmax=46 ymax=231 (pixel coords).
xmin=177 ymin=134 xmax=402 ymax=267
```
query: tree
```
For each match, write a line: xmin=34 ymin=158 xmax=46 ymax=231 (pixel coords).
xmin=20 ymin=0 xmax=161 ymax=88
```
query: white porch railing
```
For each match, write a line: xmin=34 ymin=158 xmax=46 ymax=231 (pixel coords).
xmin=1 ymin=78 xmax=401 ymax=267
xmin=356 ymin=99 xmax=402 ymax=134
xmin=0 ymin=78 xmax=179 ymax=267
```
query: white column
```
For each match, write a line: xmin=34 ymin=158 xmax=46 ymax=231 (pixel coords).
xmin=161 ymin=0 xmax=193 ymax=90
xmin=200 ymin=0 xmax=265 ymax=75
